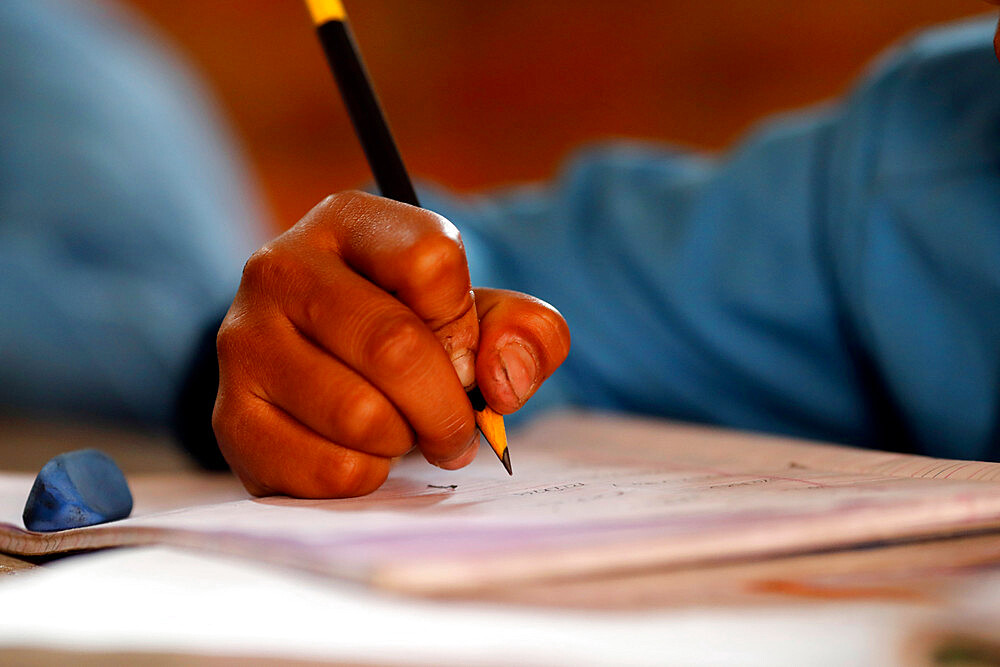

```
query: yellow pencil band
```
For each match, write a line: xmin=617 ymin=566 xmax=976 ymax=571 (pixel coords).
xmin=306 ymin=0 xmax=346 ymax=25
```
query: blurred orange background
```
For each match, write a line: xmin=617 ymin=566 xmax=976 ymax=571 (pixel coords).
xmin=123 ymin=0 xmax=990 ymax=230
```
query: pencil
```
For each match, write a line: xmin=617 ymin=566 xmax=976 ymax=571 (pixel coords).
xmin=304 ymin=0 xmax=512 ymax=475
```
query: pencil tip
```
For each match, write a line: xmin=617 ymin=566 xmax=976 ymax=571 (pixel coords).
xmin=473 ymin=398 xmax=510 ymax=476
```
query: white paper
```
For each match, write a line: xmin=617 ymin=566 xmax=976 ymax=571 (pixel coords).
xmin=4 ymin=412 xmax=1000 ymax=593
xmin=0 ymin=546 xmax=915 ymax=666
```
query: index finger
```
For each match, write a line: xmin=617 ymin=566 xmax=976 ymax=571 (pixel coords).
xmin=303 ymin=191 xmax=475 ymax=328
xmin=298 ymin=191 xmax=479 ymax=386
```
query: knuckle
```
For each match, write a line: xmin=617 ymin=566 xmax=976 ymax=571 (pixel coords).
xmin=214 ymin=319 xmax=241 ymax=366
xmin=335 ymin=389 xmax=389 ymax=445
xmin=331 ymin=453 xmax=366 ymax=496
xmin=319 ymin=451 xmax=386 ymax=498
xmin=239 ymin=245 xmax=270 ymax=288
xmin=240 ymin=243 xmax=290 ymax=292
xmin=403 ymin=229 xmax=467 ymax=289
xmin=362 ymin=314 xmax=427 ymax=378
xmin=210 ymin=394 xmax=230 ymax=440
xmin=320 ymin=190 xmax=366 ymax=216
xmin=211 ymin=392 xmax=250 ymax=462
xmin=312 ymin=190 xmax=370 ymax=233
xmin=215 ymin=312 xmax=270 ymax=380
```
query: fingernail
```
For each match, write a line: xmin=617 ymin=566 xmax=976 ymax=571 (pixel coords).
xmin=451 ymin=349 xmax=475 ymax=389
xmin=500 ymin=342 xmax=537 ymax=403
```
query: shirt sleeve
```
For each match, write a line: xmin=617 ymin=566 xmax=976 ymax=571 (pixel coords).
xmin=423 ymin=18 xmax=1000 ymax=461
xmin=0 ymin=0 xmax=266 ymax=426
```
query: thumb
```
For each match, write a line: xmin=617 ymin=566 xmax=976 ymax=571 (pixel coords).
xmin=473 ymin=288 xmax=571 ymax=414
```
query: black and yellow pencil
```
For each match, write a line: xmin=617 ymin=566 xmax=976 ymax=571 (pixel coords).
xmin=304 ymin=0 xmax=512 ymax=475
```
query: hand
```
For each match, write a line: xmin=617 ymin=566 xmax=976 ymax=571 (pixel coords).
xmin=213 ymin=191 xmax=570 ymax=498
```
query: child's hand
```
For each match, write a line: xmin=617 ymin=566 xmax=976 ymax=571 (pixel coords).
xmin=213 ymin=192 xmax=570 ymax=498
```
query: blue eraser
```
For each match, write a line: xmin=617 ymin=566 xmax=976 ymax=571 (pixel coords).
xmin=22 ymin=449 xmax=133 ymax=532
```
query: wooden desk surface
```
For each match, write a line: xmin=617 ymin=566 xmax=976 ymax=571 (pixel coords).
xmin=0 ymin=414 xmax=195 ymax=475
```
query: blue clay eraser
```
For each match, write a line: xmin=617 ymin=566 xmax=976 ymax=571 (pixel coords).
xmin=22 ymin=449 xmax=133 ymax=532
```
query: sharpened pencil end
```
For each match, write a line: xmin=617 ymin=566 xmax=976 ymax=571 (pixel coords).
xmin=471 ymin=392 xmax=510 ymax=476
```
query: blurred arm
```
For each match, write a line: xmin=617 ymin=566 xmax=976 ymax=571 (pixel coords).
xmin=426 ymin=19 xmax=1000 ymax=460
xmin=0 ymin=0 xmax=265 ymax=429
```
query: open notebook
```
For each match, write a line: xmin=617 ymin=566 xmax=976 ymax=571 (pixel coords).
xmin=3 ymin=411 xmax=1000 ymax=594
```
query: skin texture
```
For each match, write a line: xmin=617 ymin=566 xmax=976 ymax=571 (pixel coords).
xmin=214 ymin=192 xmax=571 ymax=498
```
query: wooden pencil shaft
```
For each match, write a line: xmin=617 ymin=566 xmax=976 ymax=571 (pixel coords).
xmin=316 ymin=19 xmax=419 ymax=206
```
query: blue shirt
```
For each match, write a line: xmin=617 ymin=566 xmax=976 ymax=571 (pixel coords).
xmin=427 ymin=18 xmax=1000 ymax=461
xmin=0 ymin=0 xmax=264 ymax=425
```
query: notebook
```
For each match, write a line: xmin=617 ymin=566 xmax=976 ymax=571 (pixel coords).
xmin=3 ymin=411 xmax=1000 ymax=594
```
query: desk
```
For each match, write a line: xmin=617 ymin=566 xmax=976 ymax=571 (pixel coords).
xmin=2 ymin=417 xmax=1000 ymax=664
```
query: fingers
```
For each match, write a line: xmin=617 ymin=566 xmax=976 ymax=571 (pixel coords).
xmin=473 ymin=288 xmax=572 ymax=415
xmin=213 ymin=191 xmax=570 ymax=499
xmin=213 ymin=391 xmax=391 ymax=499
xmin=325 ymin=193 xmax=474 ymax=328
xmin=230 ymin=318 xmax=415 ymax=459
xmin=238 ymin=223 xmax=478 ymax=468
xmin=299 ymin=192 xmax=479 ymax=387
